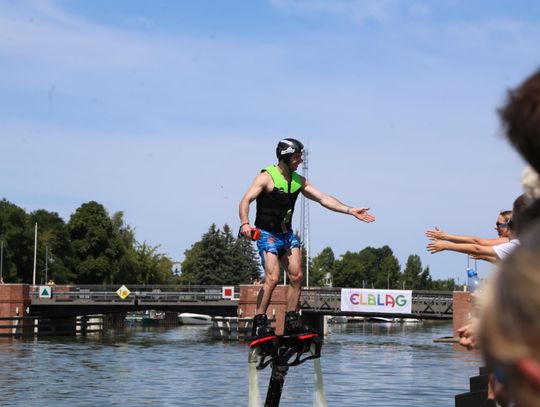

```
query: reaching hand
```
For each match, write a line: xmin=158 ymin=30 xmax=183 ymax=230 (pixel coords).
xmin=426 ymin=227 xmax=445 ymax=240
xmin=426 ymin=240 xmax=446 ymax=254
xmin=350 ymin=207 xmax=375 ymax=223
xmin=457 ymin=322 xmax=478 ymax=350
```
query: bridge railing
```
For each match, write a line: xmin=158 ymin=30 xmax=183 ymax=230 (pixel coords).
xmin=30 ymin=285 xmax=240 ymax=303
xmin=300 ymin=288 xmax=453 ymax=319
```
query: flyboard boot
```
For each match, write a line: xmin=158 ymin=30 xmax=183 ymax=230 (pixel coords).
xmin=249 ymin=314 xmax=278 ymax=370
xmin=280 ymin=311 xmax=322 ymax=367
xmin=283 ymin=311 xmax=317 ymax=338
xmin=250 ymin=314 xmax=277 ymax=345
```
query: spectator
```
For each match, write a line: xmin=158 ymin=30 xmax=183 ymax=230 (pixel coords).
xmin=479 ymin=221 xmax=540 ymax=407
xmin=427 ymin=195 xmax=530 ymax=262
xmin=426 ymin=210 xmax=512 ymax=247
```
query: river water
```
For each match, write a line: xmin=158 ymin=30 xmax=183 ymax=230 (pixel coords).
xmin=0 ymin=321 xmax=481 ymax=406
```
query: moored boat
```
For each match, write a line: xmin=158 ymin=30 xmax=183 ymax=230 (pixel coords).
xmin=178 ymin=312 xmax=213 ymax=325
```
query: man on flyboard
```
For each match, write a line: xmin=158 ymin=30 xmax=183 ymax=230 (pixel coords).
xmin=239 ymin=138 xmax=375 ymax=344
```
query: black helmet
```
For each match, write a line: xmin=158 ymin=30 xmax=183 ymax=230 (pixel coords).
xmin=276 ymin=138 xmax=304 ymax=163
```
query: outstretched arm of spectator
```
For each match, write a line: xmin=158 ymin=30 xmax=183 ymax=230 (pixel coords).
xmin=426 ymin=240 xmax=495 ymax=257
xmin=457 ymin=321 xmax=478 ymax=350
xmin=425 ymin=227 xmax=508 ymax=246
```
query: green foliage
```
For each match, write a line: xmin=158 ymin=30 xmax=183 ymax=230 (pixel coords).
xmin=0 ymin=198 xmax=456 ymax=290
xmin=312 ymin=246 xmax=453 ymax=291
xmin=332 ymin=251 xmax=366 ymax=288
xmin=430 ymin=278 xmax=458 ymax=291
xmin=180 ymin=223 xmax=260 ymax=285
xmin=0 ymin=199 xmax=175 ymax=285
xmin=401 ymin=254 xmax=433 ymax=290
xmin=310 ymin=247 xmax=335 ymax=286
xmin=0 ymin=199 xmax=34 ymax=283
xmin=29 ymin=209 xmax=75 ymax=284
xmin=68 ymin=201 xmax=125 ymax=284
xmin=332 ymin=246 xmax=401 ymax=289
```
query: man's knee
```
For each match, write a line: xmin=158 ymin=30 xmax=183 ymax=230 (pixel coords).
xmin=288 ymin=270 xmax=303 ymax=286
xmin=264 ymin=273 xmax=280 ymax=289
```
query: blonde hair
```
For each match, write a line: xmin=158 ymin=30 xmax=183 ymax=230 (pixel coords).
xmin=522 ymin=166 xmax=540 ymax=201
xmin=499 ymin=210 xmax=513 ymax=222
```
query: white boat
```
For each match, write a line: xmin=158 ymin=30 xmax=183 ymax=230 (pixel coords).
xmin=397 ymin=318 xmax=422 ymax=324
xmin=178 ymin=313 xmax=213 ymax=325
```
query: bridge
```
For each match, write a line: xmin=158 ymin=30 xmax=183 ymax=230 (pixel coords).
xmin=0 ymin=284 xmax=454 ymax=337
xmin=28 ymin=285 xmax=453 ymax=320
xmin=29 ymin=285 xmax=239 ymax=318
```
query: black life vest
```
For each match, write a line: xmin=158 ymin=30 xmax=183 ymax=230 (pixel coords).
xmin=255 ymin=165 xmax=302 ymax=233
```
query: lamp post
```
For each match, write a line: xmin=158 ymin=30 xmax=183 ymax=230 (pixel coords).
xmin=0 ymin=238 xmax=4 ymax=283
xmin=45 ymin=245 xmax=48 ymax=284
xmin=32 ymin=223 xmax=37 ymax=286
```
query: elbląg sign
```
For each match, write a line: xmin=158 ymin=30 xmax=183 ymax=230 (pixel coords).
xmin=341 ymin=288 xmax=412 ymax=314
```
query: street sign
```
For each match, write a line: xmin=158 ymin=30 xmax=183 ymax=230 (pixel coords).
xmin=222 ymin=286 xmax=234 ymax=299
xmin=39 ymin=285 xmax=52 ymax=299
xmin=116 ymin=285 xmax=131 ymax=300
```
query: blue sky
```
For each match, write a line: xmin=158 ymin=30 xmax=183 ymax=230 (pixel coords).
xmin=1 ymin=0 xmax=538 ymax=282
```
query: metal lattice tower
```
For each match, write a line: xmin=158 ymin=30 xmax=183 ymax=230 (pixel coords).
xmin=300 ymin=149 xmax=311 ymax=287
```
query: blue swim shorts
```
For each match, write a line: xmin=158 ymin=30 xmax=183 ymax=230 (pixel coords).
xmin=256 ymin=229 xmax=301 ymax=268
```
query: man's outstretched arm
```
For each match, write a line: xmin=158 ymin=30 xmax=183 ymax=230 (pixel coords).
xmin=302 ymin=179 xmax=375 ymax=223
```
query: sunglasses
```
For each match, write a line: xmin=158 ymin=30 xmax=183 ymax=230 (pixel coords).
xmin=496 ymin=222 xmax=508 ymax=228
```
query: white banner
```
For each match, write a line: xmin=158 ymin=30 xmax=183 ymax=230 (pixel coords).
xmin=341 ymin=289 xmax=412 ymax=314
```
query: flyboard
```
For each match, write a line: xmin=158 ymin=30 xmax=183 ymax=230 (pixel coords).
xmin=248 ymin=330 xmax=325 ymax=407
xmin=241 ymin=226 xmax=327 ymax=406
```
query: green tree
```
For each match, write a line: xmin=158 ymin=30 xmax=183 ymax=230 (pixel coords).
xmin=29 ymin=209 xmax=75 ymax=284
xmin=332 ymin=246 xmax=401 ymax=289
xmin=310 ymin=247 xmax=335 ymax=286
xmin=332 ymin=251 xmax=366 ymax=288
xmin=180 ymin=223 xmax=260 ymax=285
xmin=0 ymin=199 xmax=33 ymax=283
xmin=68 ymin=201 xmax=125 ymax=284
xmin=379 ymin=251 xmax=401 ymax=289
xmin=231 ymin=232 xmax=261 ymax=283
xmin=132 ymin=242 xmax=173 ymax=284
xmin=430 ymin=278 xmax=457 ymax=291
xmin=401 ymin=254 xmax=433 ymax=289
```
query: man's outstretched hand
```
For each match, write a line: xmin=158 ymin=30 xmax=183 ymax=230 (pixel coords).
xmin=350 ymin=208 xmax=375 ymax=223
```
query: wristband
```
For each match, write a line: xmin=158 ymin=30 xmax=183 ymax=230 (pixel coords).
xmin=241 ymin=222 xmax=250 ymax=227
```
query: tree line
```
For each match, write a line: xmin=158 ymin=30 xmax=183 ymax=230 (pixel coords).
xmin=309 ymin=246 xmax=456 ymax=290
xmin=178 ymin=224 xmax=456 ymax=290
xmin=1 ymin=198 xmax=455 ymax=289
xmin=0 ymin=199 xmax=173 ymax=284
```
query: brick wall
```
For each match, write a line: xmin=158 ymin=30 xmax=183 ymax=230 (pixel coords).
xmin=0 ymin=284 xmax=32 ymax=335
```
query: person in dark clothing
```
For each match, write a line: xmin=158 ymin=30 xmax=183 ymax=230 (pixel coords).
xmin=239 ymin=138 xmax=375 ymax=342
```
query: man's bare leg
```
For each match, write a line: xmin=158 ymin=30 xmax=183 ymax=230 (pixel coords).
xmin=255 ymin=252 xmax=281 ymax=315
xmin=280 ymin=247 xmax=303 ymax=312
